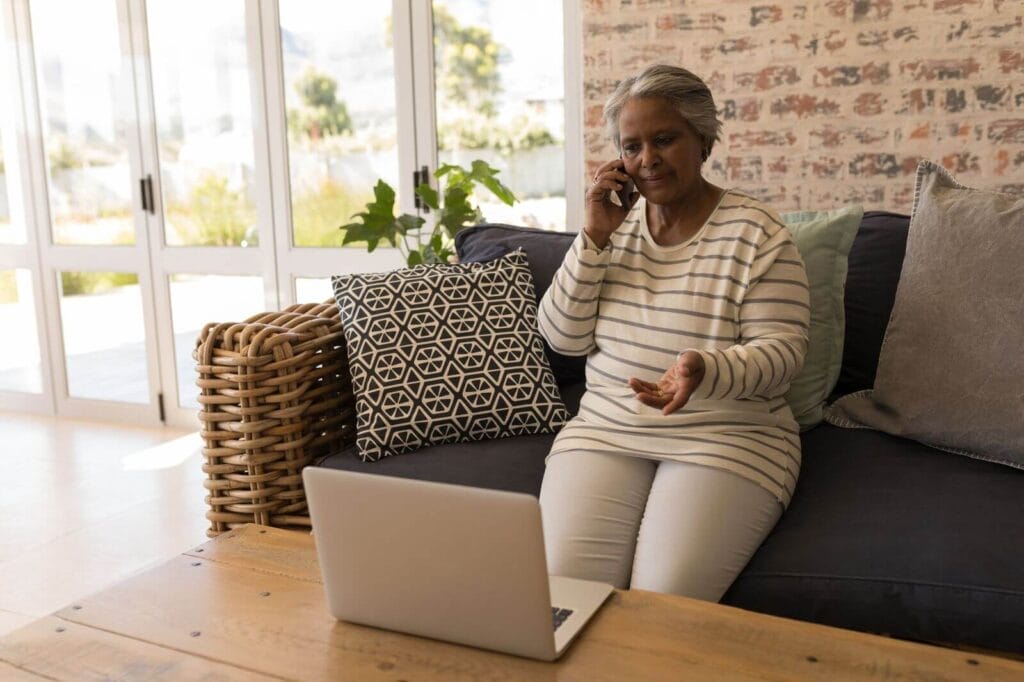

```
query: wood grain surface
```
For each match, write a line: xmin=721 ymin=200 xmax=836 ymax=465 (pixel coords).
xmin=2 ymin=525 xmax=1022 ymax=681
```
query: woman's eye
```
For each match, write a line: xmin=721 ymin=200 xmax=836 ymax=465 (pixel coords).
xmin=622 ymin=145 xmax=640 ymax=156
xmin=655 ymin=136 xmax=674 ymax=147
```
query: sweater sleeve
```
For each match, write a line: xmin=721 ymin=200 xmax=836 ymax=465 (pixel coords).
xmin=686 ymin=227 xmax=810 ymax=401
xmin=538 ymin=231 xmax=612 ymax=357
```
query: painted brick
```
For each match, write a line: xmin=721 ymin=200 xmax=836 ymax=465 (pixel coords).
xmin=899 ymin=58 xmax=981 ymax=81
xmin=616 ymin=43 xmax=679 ymax=72
xmin=728 ymin=129 xmax=799 ymax=149
xmin=802 ymin=156 xmax=846 ymax=180
xmin=584 ymin=19 xmax=649 ymax=40
xmin=848 ymin=153 xmax=919 ymax=178
xmin=941 ymin=151 xmax=982 ymax=174
xmin=807 ymin=183 xmax=887 ymax=209
xmin=853 ymin=92 xmax=887 ymax=116
xmin=934 ymin=0 xmax=984 ymax=13
xmin=824 ymin=0 xmax=895 ymax=21
xmin=947 ymin=17 xmax=1024 ymax=48
xmin=999 ymin=50 xmax=1024 ymax=74
xmin=735 ymin=65 xmax=802 ymax=91
xmin=814 ymin=62 xmax=890 ymax=87
xmin=975 ymin=85 xmax=1013 ymax=111
xmin=749 ymin=5 xmax=784 ymax=26
xmin=765 ymin=156 xmax=791 ymax=180
xmin=619 ymin=0 xmax=676 ymax=9
xmin=988 ymin=119 xmax=1024 ymax=144
xmin=702 ymin=37 xmax=762 ymax=61
xmin=582 ymin=0 xmax=1024 ymax=212
xmin=809 ymin=124 xmax=890 ymax=148
xmin=887 ymin=183 xmax=916 ymax=208
xmin=720 ymin=98 xmax=763 ymax=122
xmin=654 ymin=12 xmax=727 ymax=34
xmin=716 ymin=156 xmax=764 ymax=183
xmin=585 ymin=104 xmax=605 ymax=130
xmin=584 ymin=78 xmax=621 ymax=103
xmin=769 ymin=94 xmax=842 ymax=118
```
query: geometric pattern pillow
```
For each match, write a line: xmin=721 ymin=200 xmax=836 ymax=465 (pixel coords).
xmin=331 ymin=250 xmax=569 ymax=461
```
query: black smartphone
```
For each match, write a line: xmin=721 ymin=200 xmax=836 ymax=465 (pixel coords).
xmin=616 ymin=177 xmax=635 ymax=209
xmin=615 ymin=156 xmax=635 ymax=209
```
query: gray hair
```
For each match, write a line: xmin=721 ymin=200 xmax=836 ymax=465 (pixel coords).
xmin=603 ymin=64 xmax=722 ymax=161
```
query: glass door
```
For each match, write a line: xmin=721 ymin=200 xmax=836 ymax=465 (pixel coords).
xmin=136 ymin=0 xmax=271 ymax=423
xmin=25 ymin=0 xmax=161 ymax=423
xmin=430 ymin=0 xmax=567 ymax=230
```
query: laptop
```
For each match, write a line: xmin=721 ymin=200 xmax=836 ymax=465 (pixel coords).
xmin=302 ymin=468 xmax=614 ymax=661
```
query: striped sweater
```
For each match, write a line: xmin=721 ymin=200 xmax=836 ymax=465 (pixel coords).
xmin=539 ymin=191 xmax=810 ymax=506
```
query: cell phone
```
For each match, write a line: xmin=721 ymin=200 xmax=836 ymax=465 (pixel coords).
xmin=616 ymin=178 xmax=635 ymax=209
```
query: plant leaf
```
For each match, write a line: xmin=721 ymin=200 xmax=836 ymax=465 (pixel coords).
xmin=407 ymin=250 xmax=423 ymax=267
xmin=414 ymin=183 xmax=439 ymax=211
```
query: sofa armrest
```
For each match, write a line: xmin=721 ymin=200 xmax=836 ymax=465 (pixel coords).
xmin=193 ymin=300 xmax=354 ymax=537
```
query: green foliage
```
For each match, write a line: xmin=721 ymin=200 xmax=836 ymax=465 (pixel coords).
xmin=433 ymin=5 xmax=502 ymax=116
xmin=168 ymin=173 xmax=256 ymax=246
xmin=340 ymin=160 xmax=515 ymax=267
xmin=437 ymin=114 xmax=559 ymax=153
xmin=60 ymin=271 xmax=138 ymax=297
xmin=288 ymin=67 xmax=353 ymax=141
xmin=292 ymin=178 xmax=373 ymax=247
xmin=48 ymin=141 xmax=84 ymax=172
xmin=0 ymin=270 xmax=16 ymax=304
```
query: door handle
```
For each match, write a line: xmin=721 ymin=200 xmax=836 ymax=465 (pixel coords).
xmin=143 ymin=175 xmax=155 ymax=215
xmin=140 ymin=177 xmax=149 ymax=213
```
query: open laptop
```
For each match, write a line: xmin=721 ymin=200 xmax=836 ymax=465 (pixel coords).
xmin=302 ymin=468 xmax=614 ymax=661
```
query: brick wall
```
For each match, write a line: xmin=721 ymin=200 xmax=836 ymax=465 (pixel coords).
xmin=582 ymin=0 xmax=1024 ymax=211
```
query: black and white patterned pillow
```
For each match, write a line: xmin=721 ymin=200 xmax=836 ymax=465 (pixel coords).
xmin=331 ymin=250 xmax=570 ymax=462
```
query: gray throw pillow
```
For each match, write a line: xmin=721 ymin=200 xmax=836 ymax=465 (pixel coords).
xmin=826 ymin=161 xmax=1024 ymax=470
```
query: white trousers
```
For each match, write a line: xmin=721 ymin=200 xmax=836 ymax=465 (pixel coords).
xmin=539 ymin=450 xmax=784 ymax=601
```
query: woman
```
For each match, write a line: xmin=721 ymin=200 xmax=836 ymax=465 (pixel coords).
xmin=538 ymin=64 xmax=810 ymax=601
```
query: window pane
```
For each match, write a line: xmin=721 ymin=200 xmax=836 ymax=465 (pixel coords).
xmin=0 ymin=39 xmax=20 ymax=246
xmin=59 ymin=271 xmax=149 ymax=403
xmin=280 ymin=2 xmax=398 ymax=247
xmin=295 ymin=277 xmax=331 ymax=304
xmin=31 ymin=0 xmax=135 ymax=246
xmin=147 ymin=0 xmax=258 ymax=247
xmin=0 ymin=270 xmax=43 ymax=393
xmin=433 ymin=1 xmax=565 ymax=230
xmin=169 ymin=274 xmax=264 ymax=408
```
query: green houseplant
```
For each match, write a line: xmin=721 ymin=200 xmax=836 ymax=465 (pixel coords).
xmin=340 ymin=160 xmax=516 ymax=266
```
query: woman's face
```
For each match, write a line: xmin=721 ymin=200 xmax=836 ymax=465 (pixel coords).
xmin=617 ymin=96 xmax=705 ymax=205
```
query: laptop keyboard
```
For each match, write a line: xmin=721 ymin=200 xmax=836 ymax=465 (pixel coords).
xmin=552 ymin=607 xmax=574 ymax=631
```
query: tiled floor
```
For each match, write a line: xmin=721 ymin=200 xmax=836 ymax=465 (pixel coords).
xmin=0 ymin=412 xmax=208 ymax=637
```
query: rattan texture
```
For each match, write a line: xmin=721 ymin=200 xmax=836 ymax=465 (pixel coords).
xmin=194 ymin=301 xmax=354 ymax=537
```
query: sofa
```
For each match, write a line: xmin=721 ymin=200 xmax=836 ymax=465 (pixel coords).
xmin=194 ymin=208 xmax=1024 ymax=656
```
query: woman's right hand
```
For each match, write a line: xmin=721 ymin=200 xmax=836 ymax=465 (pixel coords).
xmin=584 ymin=159 xmax=638 ymax=250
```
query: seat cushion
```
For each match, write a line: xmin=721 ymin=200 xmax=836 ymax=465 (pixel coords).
xmin=723 ymin=423 xmax=1024 ymax=654
xmin=315 ymin=382 xmax=584 ymax=496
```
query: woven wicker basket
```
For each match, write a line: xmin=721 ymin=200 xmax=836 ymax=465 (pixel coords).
xmin=193 ymin=301 xmax=355 ymax=537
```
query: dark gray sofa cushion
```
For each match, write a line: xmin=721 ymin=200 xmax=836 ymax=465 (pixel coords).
xmin=316 ymin=383 xmax=584 ymax=496
xmin=722 ymin=423 xmax=1024 ymax=653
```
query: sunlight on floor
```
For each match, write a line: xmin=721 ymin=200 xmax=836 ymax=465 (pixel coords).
xmin=121 ymin=431 xmax=202 ymax=471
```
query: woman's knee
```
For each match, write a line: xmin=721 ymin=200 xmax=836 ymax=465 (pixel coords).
xmin=539 ymin=451 xmax=656 ymax=588
xmin=629 ymin=462 xmax=783 ymax=600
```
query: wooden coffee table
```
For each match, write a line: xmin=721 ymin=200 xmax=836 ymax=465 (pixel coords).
xmin=1 ymin=525 xmax=1021 ymax=681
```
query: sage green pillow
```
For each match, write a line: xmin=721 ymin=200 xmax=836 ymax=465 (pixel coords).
xmin=780 ymin=205 xmax=863 ymax=430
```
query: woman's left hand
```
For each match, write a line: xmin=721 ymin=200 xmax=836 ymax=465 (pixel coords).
xmin=629 ymin=351 xmax=706 ymax=415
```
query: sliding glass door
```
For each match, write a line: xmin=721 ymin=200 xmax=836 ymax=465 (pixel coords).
xmin=0 ymin=0 xmax=576 ymax=428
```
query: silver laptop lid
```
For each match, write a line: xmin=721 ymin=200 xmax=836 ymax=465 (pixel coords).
xmin=303 ymin=468 xmax=558 ymax=660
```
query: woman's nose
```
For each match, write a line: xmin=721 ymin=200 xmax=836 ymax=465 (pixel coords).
xmin=640 ymin=145 xmax=659 ymax=168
